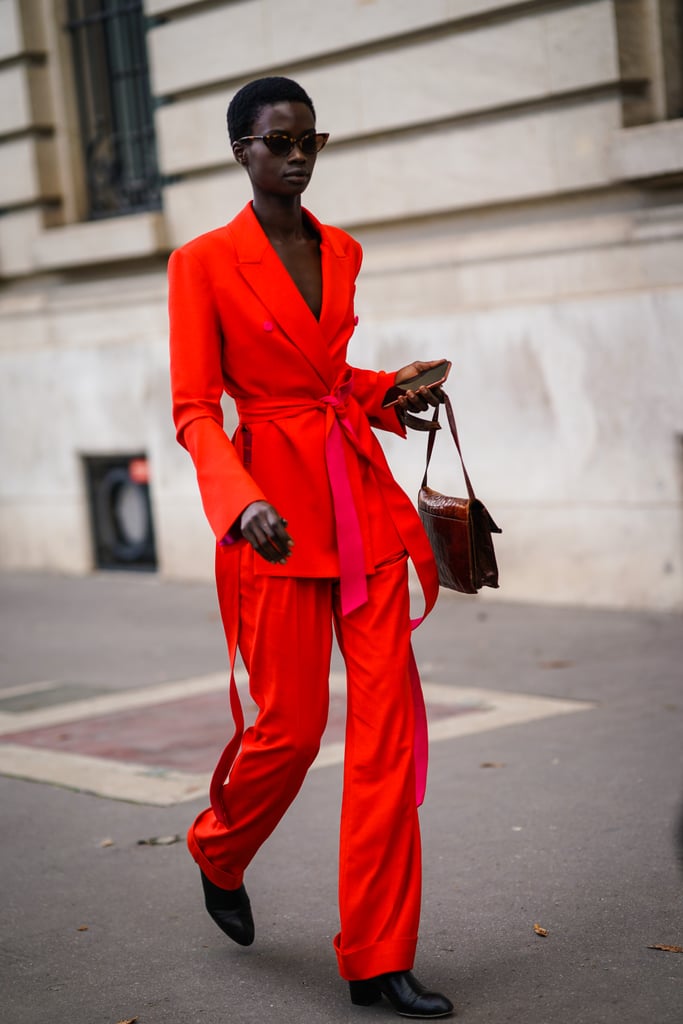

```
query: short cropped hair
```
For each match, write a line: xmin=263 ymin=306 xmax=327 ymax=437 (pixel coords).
xmin=227 ymin=77 xmax=316 ymax=144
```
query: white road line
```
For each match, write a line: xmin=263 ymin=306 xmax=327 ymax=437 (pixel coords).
xmin=0 ymin=743 xmax=208 ymax=806
xmin=0 ymin=671 xmax=238 ymax=735
xmin=0 ymin=683 xmax=594 ymax=806
xmin=423 ymin=687 xmax=592 ymax=739
xmin=0 ymin=680 xmax=60 ymax=700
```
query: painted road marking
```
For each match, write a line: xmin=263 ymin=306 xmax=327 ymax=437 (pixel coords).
xmin=0 ymin=670 xmax=594 ymax=805
xmin=0 ymin=680 xmax=61 ymax=701
xmin=0 ymin=672 xmax=234 ymax=735
xmin=0 ymin=743 xmax=210 ymax=804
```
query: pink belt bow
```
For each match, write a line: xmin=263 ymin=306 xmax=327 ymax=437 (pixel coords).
xmin=320 ymin=374 xmax=369 ymax=616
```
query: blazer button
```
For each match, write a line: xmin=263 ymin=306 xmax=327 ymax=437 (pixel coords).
xmin=353 ymin=315 xmax=359 ymax=326
xmin=263 ymin=320 xmax=274 ymax=332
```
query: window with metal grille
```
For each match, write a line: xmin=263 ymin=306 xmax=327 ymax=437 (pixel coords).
xmin=661 ymin=0 xmax=683 ymax=119
xmin=66 ymin=0 xmax=161 ymax=219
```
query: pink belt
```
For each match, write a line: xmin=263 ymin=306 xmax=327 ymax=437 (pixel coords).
xmin=319 ymin=374 xmax=369 ymax=615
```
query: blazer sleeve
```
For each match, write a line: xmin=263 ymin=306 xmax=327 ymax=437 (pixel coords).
xmin=168 ymin=245 xmax=266 ymax=541
xmin=350 ymin=367 xmax=407 ymax=438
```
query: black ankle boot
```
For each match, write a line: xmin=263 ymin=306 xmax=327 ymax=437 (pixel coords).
xmin=349 ymin=970 xmax=454 ymax=1018
xmin=199 ymin=869 xmax=254 ymax=946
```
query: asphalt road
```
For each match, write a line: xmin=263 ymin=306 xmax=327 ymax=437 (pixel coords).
xmin=0 ymin=570 xmax=681 ymax=1024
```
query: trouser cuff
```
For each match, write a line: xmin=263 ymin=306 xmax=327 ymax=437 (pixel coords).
xmin=333 ymin=933 xmax=417 ymax=981
xmin=187 ymin=809 xmax=244 ymax=890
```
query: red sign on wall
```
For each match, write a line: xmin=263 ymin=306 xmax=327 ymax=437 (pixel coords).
xmin=128 ymin=458 xmax=150 ymax=485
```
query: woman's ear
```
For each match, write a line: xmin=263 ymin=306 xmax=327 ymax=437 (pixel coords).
xmin=232 ymin=141 xmax=248 ymax=166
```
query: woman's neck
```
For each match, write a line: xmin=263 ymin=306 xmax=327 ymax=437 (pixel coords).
xmin=251 ymin=194 xmax=312 ymax=244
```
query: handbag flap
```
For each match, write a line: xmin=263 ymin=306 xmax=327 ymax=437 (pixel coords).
xmin=418 ymin=485 xmax=469 ymax=522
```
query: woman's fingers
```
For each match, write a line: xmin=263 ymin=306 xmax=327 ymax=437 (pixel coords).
xmin=403 ymin=384 xmax=446 ymax=411
xmin=421 ymin=384 xmax=445 ymax=406
xmin=267 ymin=517 xmax=295 ymax=561
xmin=404 ymin=390 xmax=428 ymax=411
xmin=247 ymin=527 xmax=291 ymax=563
xmin=240 ymin=502 xmax=294 ymax=563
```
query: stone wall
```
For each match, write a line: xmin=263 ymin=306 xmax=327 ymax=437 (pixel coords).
xmin=0 ymin=0 xmax=682 ymax=608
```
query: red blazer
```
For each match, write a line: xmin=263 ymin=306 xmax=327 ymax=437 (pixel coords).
xmin=168 ymin=202 xmax=437 ymax=589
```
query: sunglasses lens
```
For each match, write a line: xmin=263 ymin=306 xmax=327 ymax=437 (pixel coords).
xmin=299 ymin=133 xmax=319 ymax=154
xmin=264 ymin=134 xmax=292 ymax=156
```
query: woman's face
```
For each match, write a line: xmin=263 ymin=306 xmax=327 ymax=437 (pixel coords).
xmin=233 ymin=101 xmax=319 ymax=197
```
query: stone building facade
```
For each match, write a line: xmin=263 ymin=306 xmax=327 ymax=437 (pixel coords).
xmin=1 ymin=0 xmax=682 ymax=609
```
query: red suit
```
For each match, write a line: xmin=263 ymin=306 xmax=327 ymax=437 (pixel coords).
xmin=168 ymin=202 xmax=439 ymax=980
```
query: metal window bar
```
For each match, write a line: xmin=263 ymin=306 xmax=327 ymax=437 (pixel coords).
xmin=66 ymin=0 xmax=161 ymax=219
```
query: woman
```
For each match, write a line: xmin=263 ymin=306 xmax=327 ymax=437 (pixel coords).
xmin=168 ymin=76 xmax=454 ymax=1019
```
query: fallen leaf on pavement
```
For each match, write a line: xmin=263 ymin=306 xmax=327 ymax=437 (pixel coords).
xmin=480 ymin=761 xmax=506 ymax=768
xmin=76 ymin=925 xmax=89 ymax=932
xmin=647 ymin=944 xmax=683 ymax=953
xmin=99 ymin=838 xmax=114 ymax=848
xmin=534 ymin=923 xmax=548 ymax=937
xmin=115 ymin=1017 xmax=138 ymax=1024
xmin=136 ymin=835 xmax=181 ymax=846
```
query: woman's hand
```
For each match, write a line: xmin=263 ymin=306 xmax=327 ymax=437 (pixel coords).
xmin=394 ymin=359 xmax=447 ymax=417
xmin=240 ymin=501 xmax=294 ymax=564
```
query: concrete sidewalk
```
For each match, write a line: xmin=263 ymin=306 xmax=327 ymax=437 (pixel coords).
xmin=0 ymin=570 xmax=681 ymax=1024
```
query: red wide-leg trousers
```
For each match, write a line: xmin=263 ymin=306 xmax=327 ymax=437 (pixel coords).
xmin=187 ymin=550 xmax=421 ymax=981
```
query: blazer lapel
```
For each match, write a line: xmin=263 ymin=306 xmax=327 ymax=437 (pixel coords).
xmin=229 ymin=203 xmax=342 ymax=388
xmin=306 ymin=207 xmax=353 ymax=349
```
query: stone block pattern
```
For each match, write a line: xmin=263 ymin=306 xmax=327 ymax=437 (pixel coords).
xmin=0 ymin=0 xmax=681 ymax=609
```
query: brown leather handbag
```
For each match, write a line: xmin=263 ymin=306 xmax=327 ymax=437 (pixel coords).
xmin=417 ymin=393 xmax=502 ymax=594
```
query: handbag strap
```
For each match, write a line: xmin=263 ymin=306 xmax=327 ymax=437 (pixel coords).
xmin=421 ymin=392 xmax=477 ymax=501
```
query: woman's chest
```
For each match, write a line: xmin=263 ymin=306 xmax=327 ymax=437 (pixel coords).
xmin=271 ymin=237 xmax=322 ymax=320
